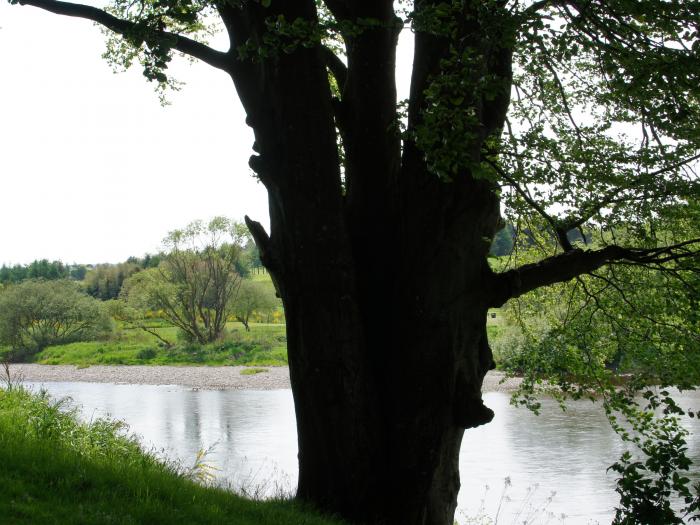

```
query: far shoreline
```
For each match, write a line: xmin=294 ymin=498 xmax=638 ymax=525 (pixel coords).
xmin=8 ymin=364 xmax=522 ymax=393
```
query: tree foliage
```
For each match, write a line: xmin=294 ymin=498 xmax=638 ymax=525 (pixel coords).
xmin=105 ymin=298 xmax=175 ymax=347
xmin=126 ymin=253 xmax=163 ymax=270
xmin=120 ymin=218 xmax=246 ymax=345
xmin=84 ymin=262 xmax=141 ymax=300
xmin=230 ymin=279 xmax=279 ymax=331
xmin=608 ymin=389 xmax=700 ymax=524
xmin=0 ymin=280 xmax=112 ymax=358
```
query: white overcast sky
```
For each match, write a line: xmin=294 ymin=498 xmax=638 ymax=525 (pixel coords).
xmin=0 ymin=2 xmax=412 ymax=266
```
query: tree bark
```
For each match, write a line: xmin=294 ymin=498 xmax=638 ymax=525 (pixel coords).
xmin=245 ymin=76 xmax=501 ymax=522
xmin=235 ymin=5 xmax=503 ymax=523
xmin=9 ymin=0 xmax=508 ymax=516
xmin=270 ymin=212 xmax=498 ymax=525
xmin=10 ymin=1 xmax=520 ymax=523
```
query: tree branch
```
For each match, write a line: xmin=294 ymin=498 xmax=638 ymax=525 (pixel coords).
xmin=322 ymin=0 xmax=352 ymax=22
xmin=485 ymin=158 xmax=574 ymax=251
xmin=559 ymin=153 xmax=700 ymax=231
xmin=490 ymin=239 xmax=700 ymax=307
xmin=521 ymin=0 xmax=572 ymax=17
xmin=16 ymin=0 xmax=230 ymax=71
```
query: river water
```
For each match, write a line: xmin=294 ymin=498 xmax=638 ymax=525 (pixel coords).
xmin=24 ymin=382 xmax=700 ymax=524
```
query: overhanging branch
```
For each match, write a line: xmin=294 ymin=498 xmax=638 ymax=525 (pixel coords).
xmin=490 ymin=239 xmax=700 ymax=307
xmin=16 ymin=0 xmax=230 ymax=71
xmin=486 ymin=158 xmax=574 ymax=251
xmin=559 ymin=152 xmax=700 ymax=231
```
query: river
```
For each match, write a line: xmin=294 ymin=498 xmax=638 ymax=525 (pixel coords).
xmin=24 ymin=381 xmax=700 ymax=524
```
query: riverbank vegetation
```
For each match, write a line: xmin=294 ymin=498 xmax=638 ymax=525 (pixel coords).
xmin=29 ymin=323 xmax=288 ymax=367
xmin=0 ymin=384 xmax=343 ymax=525
xmin=0 ymin=218 xmax=285 ymax=367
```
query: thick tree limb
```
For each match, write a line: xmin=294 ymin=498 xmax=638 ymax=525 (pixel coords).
xmin=244 ymin=215 xmax=271 ymax=265
xmin=322 ymin=0 xmax=352 ymax=22
xmin=16 ymin=0 xmax=230 ymax=71
xmin=489 ymin=239 xmax=700 ymax=307
xmin=405 ymin=2 xmax=449 ymax=130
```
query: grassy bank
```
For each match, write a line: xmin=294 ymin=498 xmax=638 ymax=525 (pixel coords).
xmin=0 ymin=385 xmax=342 ymax=525
xmin=29 ymin=322 xmax=287 ymax=367
xmin=5 ymin=314 xmax=505 ymax=369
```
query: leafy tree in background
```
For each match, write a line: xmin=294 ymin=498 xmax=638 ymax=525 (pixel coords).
xmin=8 ymin=0 xmax=700 ymax=523
xmin=230 ymin=279 xmax=279 ymax=331
xmin=26 ymin=259 xmax=67 ymax=280
xmin=0 ymin=280 xmax=112 ymax=358
xmin=241 ymin=241 xmax=264 ymax=274
xmin=120 ymin=217 xmax=245 ymax=345
xmin=84 ymin=262 xmax=141 ymax=300
xmin=0 ymin=264 xmax=26 ymax=284
xmin=126 ymin=253 xmax=163 ymax=269
xmin=489 ymin=224 xmax=515 ymax=256
xmin=68 ymin=264 xmax=88 ymax=281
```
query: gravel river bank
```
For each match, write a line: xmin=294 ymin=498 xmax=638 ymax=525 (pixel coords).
xmin=7 ymin=364 xmax=521 ymax=392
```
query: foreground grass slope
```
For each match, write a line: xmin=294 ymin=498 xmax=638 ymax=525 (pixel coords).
xmin=0 ymin=386 xmax=342 ymax=525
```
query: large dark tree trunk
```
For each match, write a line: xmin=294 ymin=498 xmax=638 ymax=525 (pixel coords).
xmin=232 ymin=3 xmax=507 ymax=524
xmin=242 ymin=60 xmax=503 ymax=522
xmin=249 ymin=201 xmax=498 ymax=525
xmin=250 ymin=168 xmax=500 ymax=525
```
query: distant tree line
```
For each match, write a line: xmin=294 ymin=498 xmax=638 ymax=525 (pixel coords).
xmin=1 ymin=243 xmax=262 ymax=301
xmin=0 ymin=260 xmax=87 ymax=284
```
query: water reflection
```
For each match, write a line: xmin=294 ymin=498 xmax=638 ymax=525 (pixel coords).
xmin=26 ymin=382 xmax=699 ymax=525
xmin=459 ymin=394 xmax=625 ymax=523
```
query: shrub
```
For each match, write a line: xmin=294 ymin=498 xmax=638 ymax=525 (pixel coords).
xmin=490 ymin=324 xmax=529 ymax=372
xmin=0 ymin=280 xmax=113 ymax=359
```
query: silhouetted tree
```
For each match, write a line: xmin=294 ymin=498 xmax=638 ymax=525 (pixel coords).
xmin=9 ymin=1 xmax=700 ymax=523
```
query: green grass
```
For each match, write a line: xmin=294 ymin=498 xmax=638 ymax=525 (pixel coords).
xmin=0 ymin=386 xmax=343 ymax=525
xmin=486 ymin=324 xmax=503 ymax=340
xmin=30 ymin=322 xmax=288 ymax=368
xmin=240 ymin=368 xmax=268 ymax=376
xmin=248 ymin=271 xmax=273 ymax=283
xmin=17 ymin=310 xmax=506 ymax=370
